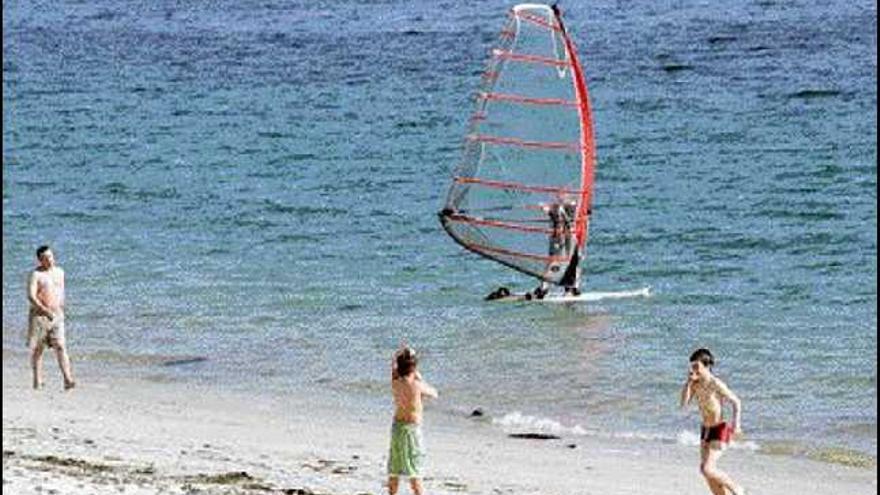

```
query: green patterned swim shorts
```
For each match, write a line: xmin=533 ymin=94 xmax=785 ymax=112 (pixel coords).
xmin=387 ymin=420 xmax=424 ymax=478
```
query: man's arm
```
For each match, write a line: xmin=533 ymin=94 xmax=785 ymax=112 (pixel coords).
xmin=27 ymin=272 xmax=52 ymax=318
xmin=714 ymin=378 xmax=742 ymax=434
xmin=58 ymin=269 xmax=65 ymax=309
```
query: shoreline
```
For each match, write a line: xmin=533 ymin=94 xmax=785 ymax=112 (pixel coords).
xmin=5 ymin=343 xmax=874 ymax=469
xmin=3 ymin=351 xmax=876 ymax=494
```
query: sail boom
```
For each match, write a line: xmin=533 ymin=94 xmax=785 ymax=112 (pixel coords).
xmin=444 ymin=213 xmax=554 ymax=235
xmin=460 ymin=241 xmax=568 ymax=263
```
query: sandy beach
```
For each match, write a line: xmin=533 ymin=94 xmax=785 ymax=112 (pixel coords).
xmin=2 ymin=351 xmax=874 ymax=495
xmin=4 ymin=0 xmax=877 ymax=492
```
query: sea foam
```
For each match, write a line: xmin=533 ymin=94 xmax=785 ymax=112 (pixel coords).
xmin=493 ymin=411 xmax=588 ymax=436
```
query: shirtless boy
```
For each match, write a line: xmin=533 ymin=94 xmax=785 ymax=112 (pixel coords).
xmin=681 ymin=348 xmax=744 ymax=495
xmin=27 ymin=245 xmax=75 ymax=390
xmin=388 ymin=346 xmax=438 ymax=495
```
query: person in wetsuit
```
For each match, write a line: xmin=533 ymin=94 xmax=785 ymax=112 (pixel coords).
xmin=532 ymin=201 xmax=579 ymax=299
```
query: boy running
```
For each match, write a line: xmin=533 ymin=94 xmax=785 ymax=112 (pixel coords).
xmin=681 ymin=348 xmax=745 ymax=495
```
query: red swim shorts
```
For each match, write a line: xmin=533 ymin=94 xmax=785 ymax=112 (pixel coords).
xmin=700 ymin=422 xmax=732 ymax=444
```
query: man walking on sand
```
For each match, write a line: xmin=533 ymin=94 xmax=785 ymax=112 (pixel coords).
xmin=27 ymin=245 xmax=75 ymax=390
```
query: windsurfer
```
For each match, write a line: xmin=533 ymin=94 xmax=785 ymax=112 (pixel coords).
xmin=439 ymin=3 xmax=595 ymax=302
xmin=533 ymin=200 xmax=579 ymax=299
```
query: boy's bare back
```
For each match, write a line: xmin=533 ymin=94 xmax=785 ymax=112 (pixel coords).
xmin=392 ymin=375 xmax=434 ymax=424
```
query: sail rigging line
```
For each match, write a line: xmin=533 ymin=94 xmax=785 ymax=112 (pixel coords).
xmin=479 ymin=91 xmax=579 ymax=108
xmin=443 ymin=213 xmax=555 ymax=235
xmin=492 ymin=50 xmax=571 ymax=68
xmin=465 ymin=134 xmax=580 ymax=151
xmin=500 ymin=28 xmax=517 ymax=39
xmin=481 ymin=70 xmax=501 ymax=82
xmin=465 ymin=242 xmax=569 ymax=263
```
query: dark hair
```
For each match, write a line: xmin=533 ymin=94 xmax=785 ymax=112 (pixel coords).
xmin=36 ymin=245 xmax=51 ymax=258
xmin=689 ymin=348 xmax=715 ymax=368
xmin=396 ymin=348 xmax=418 ymax=377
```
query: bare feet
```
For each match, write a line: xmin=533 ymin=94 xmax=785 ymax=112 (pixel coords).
xmin=32 ymin=382 xmax=44 ymax=390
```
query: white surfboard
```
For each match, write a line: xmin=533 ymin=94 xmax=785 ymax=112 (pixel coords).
xmin=494 ymin=286 xmax=652 ymax=303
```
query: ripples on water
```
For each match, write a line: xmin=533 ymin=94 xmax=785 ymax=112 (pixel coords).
xmin=3 ymin=0 xmax=876 ymax=459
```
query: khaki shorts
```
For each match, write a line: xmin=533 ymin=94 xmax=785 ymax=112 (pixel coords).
xmin=28 ymin=312 xmax=65 ymax=351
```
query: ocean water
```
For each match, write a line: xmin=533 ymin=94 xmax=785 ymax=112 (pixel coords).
xmin=3 ymin=0 xmax=876 ymax=462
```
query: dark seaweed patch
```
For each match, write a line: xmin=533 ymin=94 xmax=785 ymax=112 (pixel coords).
xmin=708 ymin=35 xmax=737 ymax=44
xmin=338 ymin=304 xmax=365 ymax=312
xmin=188 ymin=471 xmax=254 ymax=484
xmin=32 ymin=455 xmax=115 ymax=472
xmin=508 ymin=433 xmax=561 ymax=440
xmin=661 ymin=63 xmax=694 ymax=73
xmin=162 ymin=357 xmax=208 ymax=367
xmin=788 ymin=89 xmax=841 ymax=99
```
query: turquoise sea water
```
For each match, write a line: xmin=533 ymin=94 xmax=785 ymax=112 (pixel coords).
xmin=4 ymin=0 xmax=876 ymax=461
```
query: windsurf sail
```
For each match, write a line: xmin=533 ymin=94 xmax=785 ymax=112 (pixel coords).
xmin=439 ymin=3 xmax=596 ymax=289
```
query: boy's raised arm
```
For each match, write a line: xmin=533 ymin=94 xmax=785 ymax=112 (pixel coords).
xmin=680 ymin=375 xmax=694 ymax=408
xmin=419 ymin=380 xmax=439 ymax=399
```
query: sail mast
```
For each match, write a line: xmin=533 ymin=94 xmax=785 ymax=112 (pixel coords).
xmin=554 ymin=6 xmax=596 ymax=251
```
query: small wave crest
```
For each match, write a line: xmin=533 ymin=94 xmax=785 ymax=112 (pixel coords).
xmin=492 ymin=412 xmax=588 ymax=436
xmin=492 ymin=414 xmax=761 ymax=451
